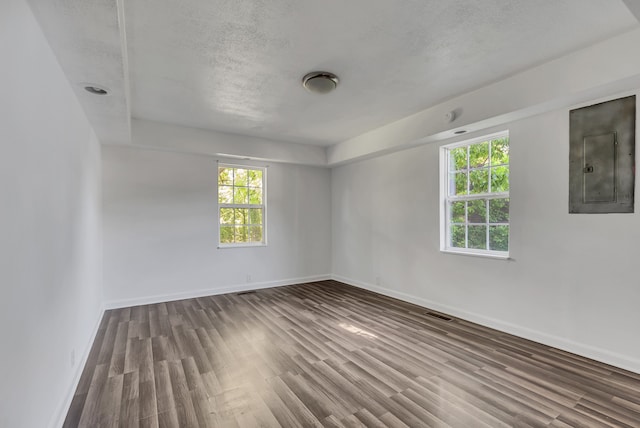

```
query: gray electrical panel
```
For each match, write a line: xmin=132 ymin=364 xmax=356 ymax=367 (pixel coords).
xmin=569 ymin=95 xmax=635 ymax=213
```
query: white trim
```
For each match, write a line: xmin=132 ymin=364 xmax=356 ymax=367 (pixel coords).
xmin=218 ymin=242 xmax=267 ymax=249
xmin=332 ymin=274 xmax=640 ymax=375
xmin=104 ymin=274 xmax=332 ymax=309
xmin=49 ymin=304 xmax=106 ymax=428
xmin=439 ymin=145 xmax=448 ymax=251
xmin=218 ymin=161 xmax=270 ymax=170
xmin=443 ymin=130 xmax=510 ymax=150
xmin=440 ymin=248 xmax=510 ymax=259
xmin=447 ymin=192 xmax=509 ymax=202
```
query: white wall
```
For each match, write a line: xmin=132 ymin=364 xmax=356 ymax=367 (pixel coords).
xmin=0 ymin=1 xmax=103 ymax=427
xmin=130 ymin=119 xmax=328 ymax=166
xmin=332 ymin=96 xmax=640 ymax=373
xmin=103 ymin=145 xmax=331 ymax=306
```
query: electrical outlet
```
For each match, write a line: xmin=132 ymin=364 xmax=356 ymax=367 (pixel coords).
xmin=246 ymin=274 xmax=252 ymax=283
xmin=70 ymin=349 xmax=76 ymax=368
xmin=375 ymin=276 xmax=380 ymax=286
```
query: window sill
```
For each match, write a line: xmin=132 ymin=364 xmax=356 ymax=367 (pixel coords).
xmin=218 ymin=243 xmax=267 ymax=249
xmin=440 ymin=248 xmax=511 ymax=260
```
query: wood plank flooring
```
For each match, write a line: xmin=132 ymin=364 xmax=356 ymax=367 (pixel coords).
xmin=63 ymin=280 xmax=640 ymax=427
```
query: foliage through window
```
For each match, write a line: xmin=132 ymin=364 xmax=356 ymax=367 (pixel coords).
xmin=218 ymin=165 xmax=266 ymax=246
xmin=441 ymin=132 xmax=509 ymax=256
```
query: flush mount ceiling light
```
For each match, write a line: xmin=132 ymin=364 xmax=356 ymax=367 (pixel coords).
xmin=302 ymin=71 xmax=339 ymax=94
xmin=83 ymin=84 xmax=110 ymax=96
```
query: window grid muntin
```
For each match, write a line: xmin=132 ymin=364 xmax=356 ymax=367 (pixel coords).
xmin=444 ymin=133 xmax=509 ymax=254
xmin=447 ymin=199 xmax=510 ymax=251
xmin=218 ymin=164 xmax=266 ymax=246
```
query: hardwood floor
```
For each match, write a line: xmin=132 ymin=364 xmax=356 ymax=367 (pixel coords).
xmin=64 ymin=280 xmax=640 ymax=427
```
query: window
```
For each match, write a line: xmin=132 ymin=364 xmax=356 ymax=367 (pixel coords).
xmin=440 ymin=132 xmax=509 ymax=257
xmin=218 ymin=164 xmax=266 ymax=247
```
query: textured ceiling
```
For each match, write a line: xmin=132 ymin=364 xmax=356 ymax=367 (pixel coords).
xmin=125 ymin=0 xmax=638 ymax=145
xmin=26 ymin=0 xmax=640 ymax=147
xmin=26 ymin=0 xmax=130 ymax=144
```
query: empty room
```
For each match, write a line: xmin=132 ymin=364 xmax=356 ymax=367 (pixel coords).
xmin=3 ymin=0 xmax=640 ymax=427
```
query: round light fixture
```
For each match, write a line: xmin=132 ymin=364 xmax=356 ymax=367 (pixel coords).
xmin=302 ymin=71 xmax=339 ymax=94
xmin=83 ymin=84 xmax=110 ymax=96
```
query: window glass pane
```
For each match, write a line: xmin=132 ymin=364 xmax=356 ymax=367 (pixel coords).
xmin=220 ymin=226 xmax=234 ymax=243
xmin=218 ymin=167 xmax=233 ymax=185
xmin=467 ymin=200 xmax=487 ymax=223
xmin=235 ymin=226 xmax=249 ymax=243
xmin=218 ymin=185 xmax=233 ymax=203
xmin=449 ymin=147 xmax=467 ymax=171
xmin=220 ymin=208 xmax=234 ymax=225
xmin=249 ymin=226 xmax=263 ymax=242
xmin=249 ymin=188 xmax=262 ymax=204
xmin=469 ymin=141 xmax=489 ymax=168
xmin=468 ymin=225 xmax=487 ymax=249
xmin=234 ymin=208 xmax=248 ymax=225
xmin=218 ymin=166 xmax=266 ymax=246
xmin=234 ymin=187 xmax=248 ymax=204
xmin=450 ymin=172 xmax=467 ymax=196
xmin=249 ymin=208 xmax=263 ymax=225
xmin=248 ymin=169 xmax=263 ymax=187
xmin=489 ymin=225 xmax=509 ymax=251
xmin=469 ymin=169 xmax=489 ymax=194
xmin=443 ymin=134 xmax=508 ymax=255
xmin=491 ymin=138 xmax=509 ymax=165
xmin=491 ymin=166 xmax=509 ymax=192
xmin=449 ymin=201 xmax=465 ymax=223
xmin=234 ymin=169 xmax=248 ymax=186
xmin=450 ymin=225 xmax=466 ymax=248
xmin=489 ymin=198 xmax=509 ymax=223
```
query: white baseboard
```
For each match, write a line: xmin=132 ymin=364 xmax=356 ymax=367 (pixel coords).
xmin=332 ymin=274 xmax=640 ymax=375
xmin=49 ymin=304 xmax=106 ymax=428
xmin=104 ymin=274 xmax=332 ymax=309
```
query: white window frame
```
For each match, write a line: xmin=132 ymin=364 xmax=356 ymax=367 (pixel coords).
xmin=439 ymin=131 xmax=510 ymax=259
xmin=217 ymin=163 xmax=267 ymax=248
